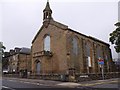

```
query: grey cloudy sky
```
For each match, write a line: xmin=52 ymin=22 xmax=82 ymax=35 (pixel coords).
xmin=0 ymin=0 xmax=119 ymax=58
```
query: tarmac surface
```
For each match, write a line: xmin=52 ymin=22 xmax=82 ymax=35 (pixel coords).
xmin=1 ymin=77 xmax=119 ymax=90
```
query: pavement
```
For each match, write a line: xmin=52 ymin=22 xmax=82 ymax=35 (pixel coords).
xmin=57 ymin=78 xmax=119 ymax=88
xmin=2 ymin=77 xmax=119 ymax=89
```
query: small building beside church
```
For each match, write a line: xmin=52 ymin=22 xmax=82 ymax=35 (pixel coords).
xmin=6 ymin=47 xmax=31 ymax=77
xmin=31 ymin=1 xmax=114 ymax=81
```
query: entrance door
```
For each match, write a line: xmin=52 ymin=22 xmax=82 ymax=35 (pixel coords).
xmin=36 ymin=62 xmax=40 ymax=74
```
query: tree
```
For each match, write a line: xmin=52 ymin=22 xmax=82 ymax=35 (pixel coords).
xmin=2 ymin=52 xmax=9 ymax=70
xmin=0 ymin=42 xmax=6 ymax=75
xmin=0 ymin=42 xmax=6 ymax=57
xmin=109 ymin=22 xmax=120 ymax=53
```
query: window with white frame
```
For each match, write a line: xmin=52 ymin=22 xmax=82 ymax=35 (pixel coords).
xmin=44 ymin=35 xmax=50 ymax=51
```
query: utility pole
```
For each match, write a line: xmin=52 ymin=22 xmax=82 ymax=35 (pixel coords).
xmin=101 ymin=65 xmax=104 ymax=80
xmin=98 ymin=58 xmax=104 ymax=80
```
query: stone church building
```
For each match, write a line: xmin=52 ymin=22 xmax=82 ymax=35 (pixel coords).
xmin=31 ymin=1 xmax=113 ymax=80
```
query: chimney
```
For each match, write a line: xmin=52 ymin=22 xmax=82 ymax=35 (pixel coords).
xmin=9 ymin=49 xmax=15 ymax=55
xmin=15 ymin=47 xmax=21 ymax=53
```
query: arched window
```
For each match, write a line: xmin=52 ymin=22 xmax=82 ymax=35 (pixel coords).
xmin=72 ymin=37 xmax=78 ymax=55
xmin=86 ymin=42 xmax=91 ymax=67
xmin=96 ymin=46 xmax=103 ymax=59
xmin=44 ymin=35 xmax=50 ymax=51
xmin=97 ymin=46 xmax=100 ymax=59
xmin=86 ymin=43 xmax=90 ymax=57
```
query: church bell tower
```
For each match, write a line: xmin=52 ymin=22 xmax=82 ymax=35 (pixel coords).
xmin=43 ymin=0 xmax=53 ymax=22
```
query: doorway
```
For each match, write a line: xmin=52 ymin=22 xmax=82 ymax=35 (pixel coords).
xmin=36 ymin=62 xmax=41 ymax=75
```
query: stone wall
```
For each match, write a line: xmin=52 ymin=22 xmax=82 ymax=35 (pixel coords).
xmin=66 ymin=30 xmax=113 ymax=74
xmin=32 ymin=23 xmax=68 ymax=74
xmin=19 ymin=54 xmax=31 ymax=72
xmin=31 ymin=20 xmax=113 ymax=76
xmin=3 ymin=72 xmax=120 ymax=82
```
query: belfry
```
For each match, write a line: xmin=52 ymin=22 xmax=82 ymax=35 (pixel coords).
xmin=43 ymin=0 xmax=53 ymax=21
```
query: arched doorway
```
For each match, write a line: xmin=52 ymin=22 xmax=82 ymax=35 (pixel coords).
xmin=36 ymin=61 xmax=41 ymax=75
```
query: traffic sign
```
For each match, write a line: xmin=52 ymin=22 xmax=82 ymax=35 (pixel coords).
xmin=98 ymin=59 xmax=104 ymax=65
xmin=98 ymin=58 xmax=105 ymax=80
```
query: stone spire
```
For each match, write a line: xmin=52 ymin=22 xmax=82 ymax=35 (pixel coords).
xmin=43 ymin=0 xmax=53 ymax=21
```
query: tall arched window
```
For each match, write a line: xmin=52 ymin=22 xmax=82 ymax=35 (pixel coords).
xmin=72 ymin=37 xmax=78 ymax=55
xmin=86 ymin=43 xmax=91 ymax=68
xmin=44 ymin=35 xmax=50 ymax=51
xmin=86 ymin=43 xmax=90 ymax=57
xmin=97 ymin=46 xmax=102 ymax=59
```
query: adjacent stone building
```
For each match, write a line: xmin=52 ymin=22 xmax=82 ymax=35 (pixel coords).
xmin=7 ymin=47 xmax=31 ymax=77
xmin=2 ymin=52 xmax=10 ymax=73
xmin=18 ymin=48 xmax=31 ymax=77
xmin=31 ymin=1 xmax=113 ymax=80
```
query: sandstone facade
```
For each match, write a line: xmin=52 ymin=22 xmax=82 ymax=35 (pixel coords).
xmin=7 ymin=47 xmax=31 ymax=75
xmin=31 ymin=1 xmax=113 ymax=77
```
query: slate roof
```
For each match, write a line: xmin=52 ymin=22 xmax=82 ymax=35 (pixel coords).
xmin=20 ymin=47 xmax=31 ymax=54
xmin=32 ymin=1 xmax=109 ymax=46
xmin=32 ymin=19 xmax=109 ymax=46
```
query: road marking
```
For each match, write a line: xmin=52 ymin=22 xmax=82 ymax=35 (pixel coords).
xmin=80 ymin=80 xmax=118 ymax=86
xmin=23 ymin=81 xmax=30 ymax=84
xmin=7 ymin=79 xmax=17 ymax=82
xmin=8 ymin=80 xmax=14 ymax=82
xmin=57 ymin=82 xmax=80 ymax=86
xmin=29 ymin=82 xmax=44 ymax=86
xmin=2 ymin=86 xmax=15 ymax=90
xmin=18 ymin=81 xmax=45 ymax=86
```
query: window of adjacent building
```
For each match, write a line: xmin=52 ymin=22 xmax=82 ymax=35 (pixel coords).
xmin=72 ymin=37 xmax=78 ymax=55
xmin=13 ymin=56 xmax=16 ymax=60
xmin=44 ymin=35 xmax=50 ymax=51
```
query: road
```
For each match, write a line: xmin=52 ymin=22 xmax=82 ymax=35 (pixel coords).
xmin=1 ymin=77 xmax=119 ymax=90
xmin=2 ymin=78 xmax=53 ymax=90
